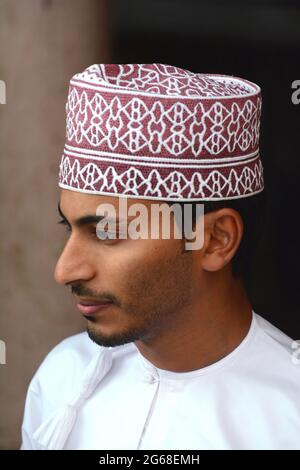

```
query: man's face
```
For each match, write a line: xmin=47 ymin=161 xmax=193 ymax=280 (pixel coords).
xmin=55 ymin=189 xmax=196 ymax=347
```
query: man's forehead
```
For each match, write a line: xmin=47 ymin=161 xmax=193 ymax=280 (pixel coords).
xmin=59 ymin=189 xmax=155 ymax=217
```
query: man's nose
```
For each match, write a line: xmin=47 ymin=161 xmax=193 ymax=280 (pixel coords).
xmin=54 ymin=237 xmax=95 ymax=285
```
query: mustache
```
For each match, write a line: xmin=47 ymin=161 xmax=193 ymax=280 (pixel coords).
xmin=71 ymin=285 xmax=120 ymax=306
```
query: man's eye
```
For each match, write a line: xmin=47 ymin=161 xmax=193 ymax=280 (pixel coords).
xmin=57 ymin=219 xmax=71 ymax=232
xmin=57 ymin=220 xmax=120 ymax=242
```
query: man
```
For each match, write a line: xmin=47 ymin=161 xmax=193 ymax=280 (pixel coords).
xmin=21 ymin=64 xmax=300 ymax=450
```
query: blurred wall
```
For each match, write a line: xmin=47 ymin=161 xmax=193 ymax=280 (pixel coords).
xmin=0 ymin=0 xmax=110 ymax=449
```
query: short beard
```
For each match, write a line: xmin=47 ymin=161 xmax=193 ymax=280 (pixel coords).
xmin=86 ymin=320 xmax=159 ymax=348
xmin=85 ymin=243 xmax=194 ymax=348
xmin=85 ymin=301 xmax=184 ymax=348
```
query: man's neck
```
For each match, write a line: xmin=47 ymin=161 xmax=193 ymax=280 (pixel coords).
xmin=135 ymin=275 xmax=253 ymax=373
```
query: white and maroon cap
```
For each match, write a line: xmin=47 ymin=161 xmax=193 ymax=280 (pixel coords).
xmin=59 ymin=63 xmax=264 ymax=201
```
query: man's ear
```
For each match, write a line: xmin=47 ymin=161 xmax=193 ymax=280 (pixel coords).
xmin=201 ymin=208 xmax=244 ymax=272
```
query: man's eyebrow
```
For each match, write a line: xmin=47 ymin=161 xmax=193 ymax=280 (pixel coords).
xmin=57 ymin=202 xmax=121 ymax=227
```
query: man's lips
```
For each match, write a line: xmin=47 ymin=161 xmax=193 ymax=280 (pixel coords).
xmin=76 ymin=298 xmax=113 ymax=315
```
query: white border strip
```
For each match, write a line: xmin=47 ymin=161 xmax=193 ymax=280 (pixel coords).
xmin=64 ymin=144 xmax=259 ymax=165
xmin=62 ymin=150 xmax=260 ymax=169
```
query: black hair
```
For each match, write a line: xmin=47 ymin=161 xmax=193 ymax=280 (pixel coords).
xmin=165 ymin=191 xmax=266 ymax=280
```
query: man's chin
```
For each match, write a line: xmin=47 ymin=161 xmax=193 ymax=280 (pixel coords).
xmin=86 ymin=325 xmax=139 ymax=348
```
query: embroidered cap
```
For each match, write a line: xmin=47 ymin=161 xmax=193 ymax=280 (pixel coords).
xmin=59 ymin=63 xmax=264 ymax=201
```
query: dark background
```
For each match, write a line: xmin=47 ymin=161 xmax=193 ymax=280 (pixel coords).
xmin=110 ymin=0 xmax=300 ymax=336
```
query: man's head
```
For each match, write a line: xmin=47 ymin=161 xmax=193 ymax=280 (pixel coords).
xmin=55 ymin=63 xmax=264 ymax=348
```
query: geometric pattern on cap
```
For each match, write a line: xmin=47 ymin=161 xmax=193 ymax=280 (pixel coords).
xmin=59 ymin=63 xmax=264 ymax=200
xmin=59 ymin=154 xmax=264 ymax=201
xmin=66 ymin=89 xmax=261 ymax=157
